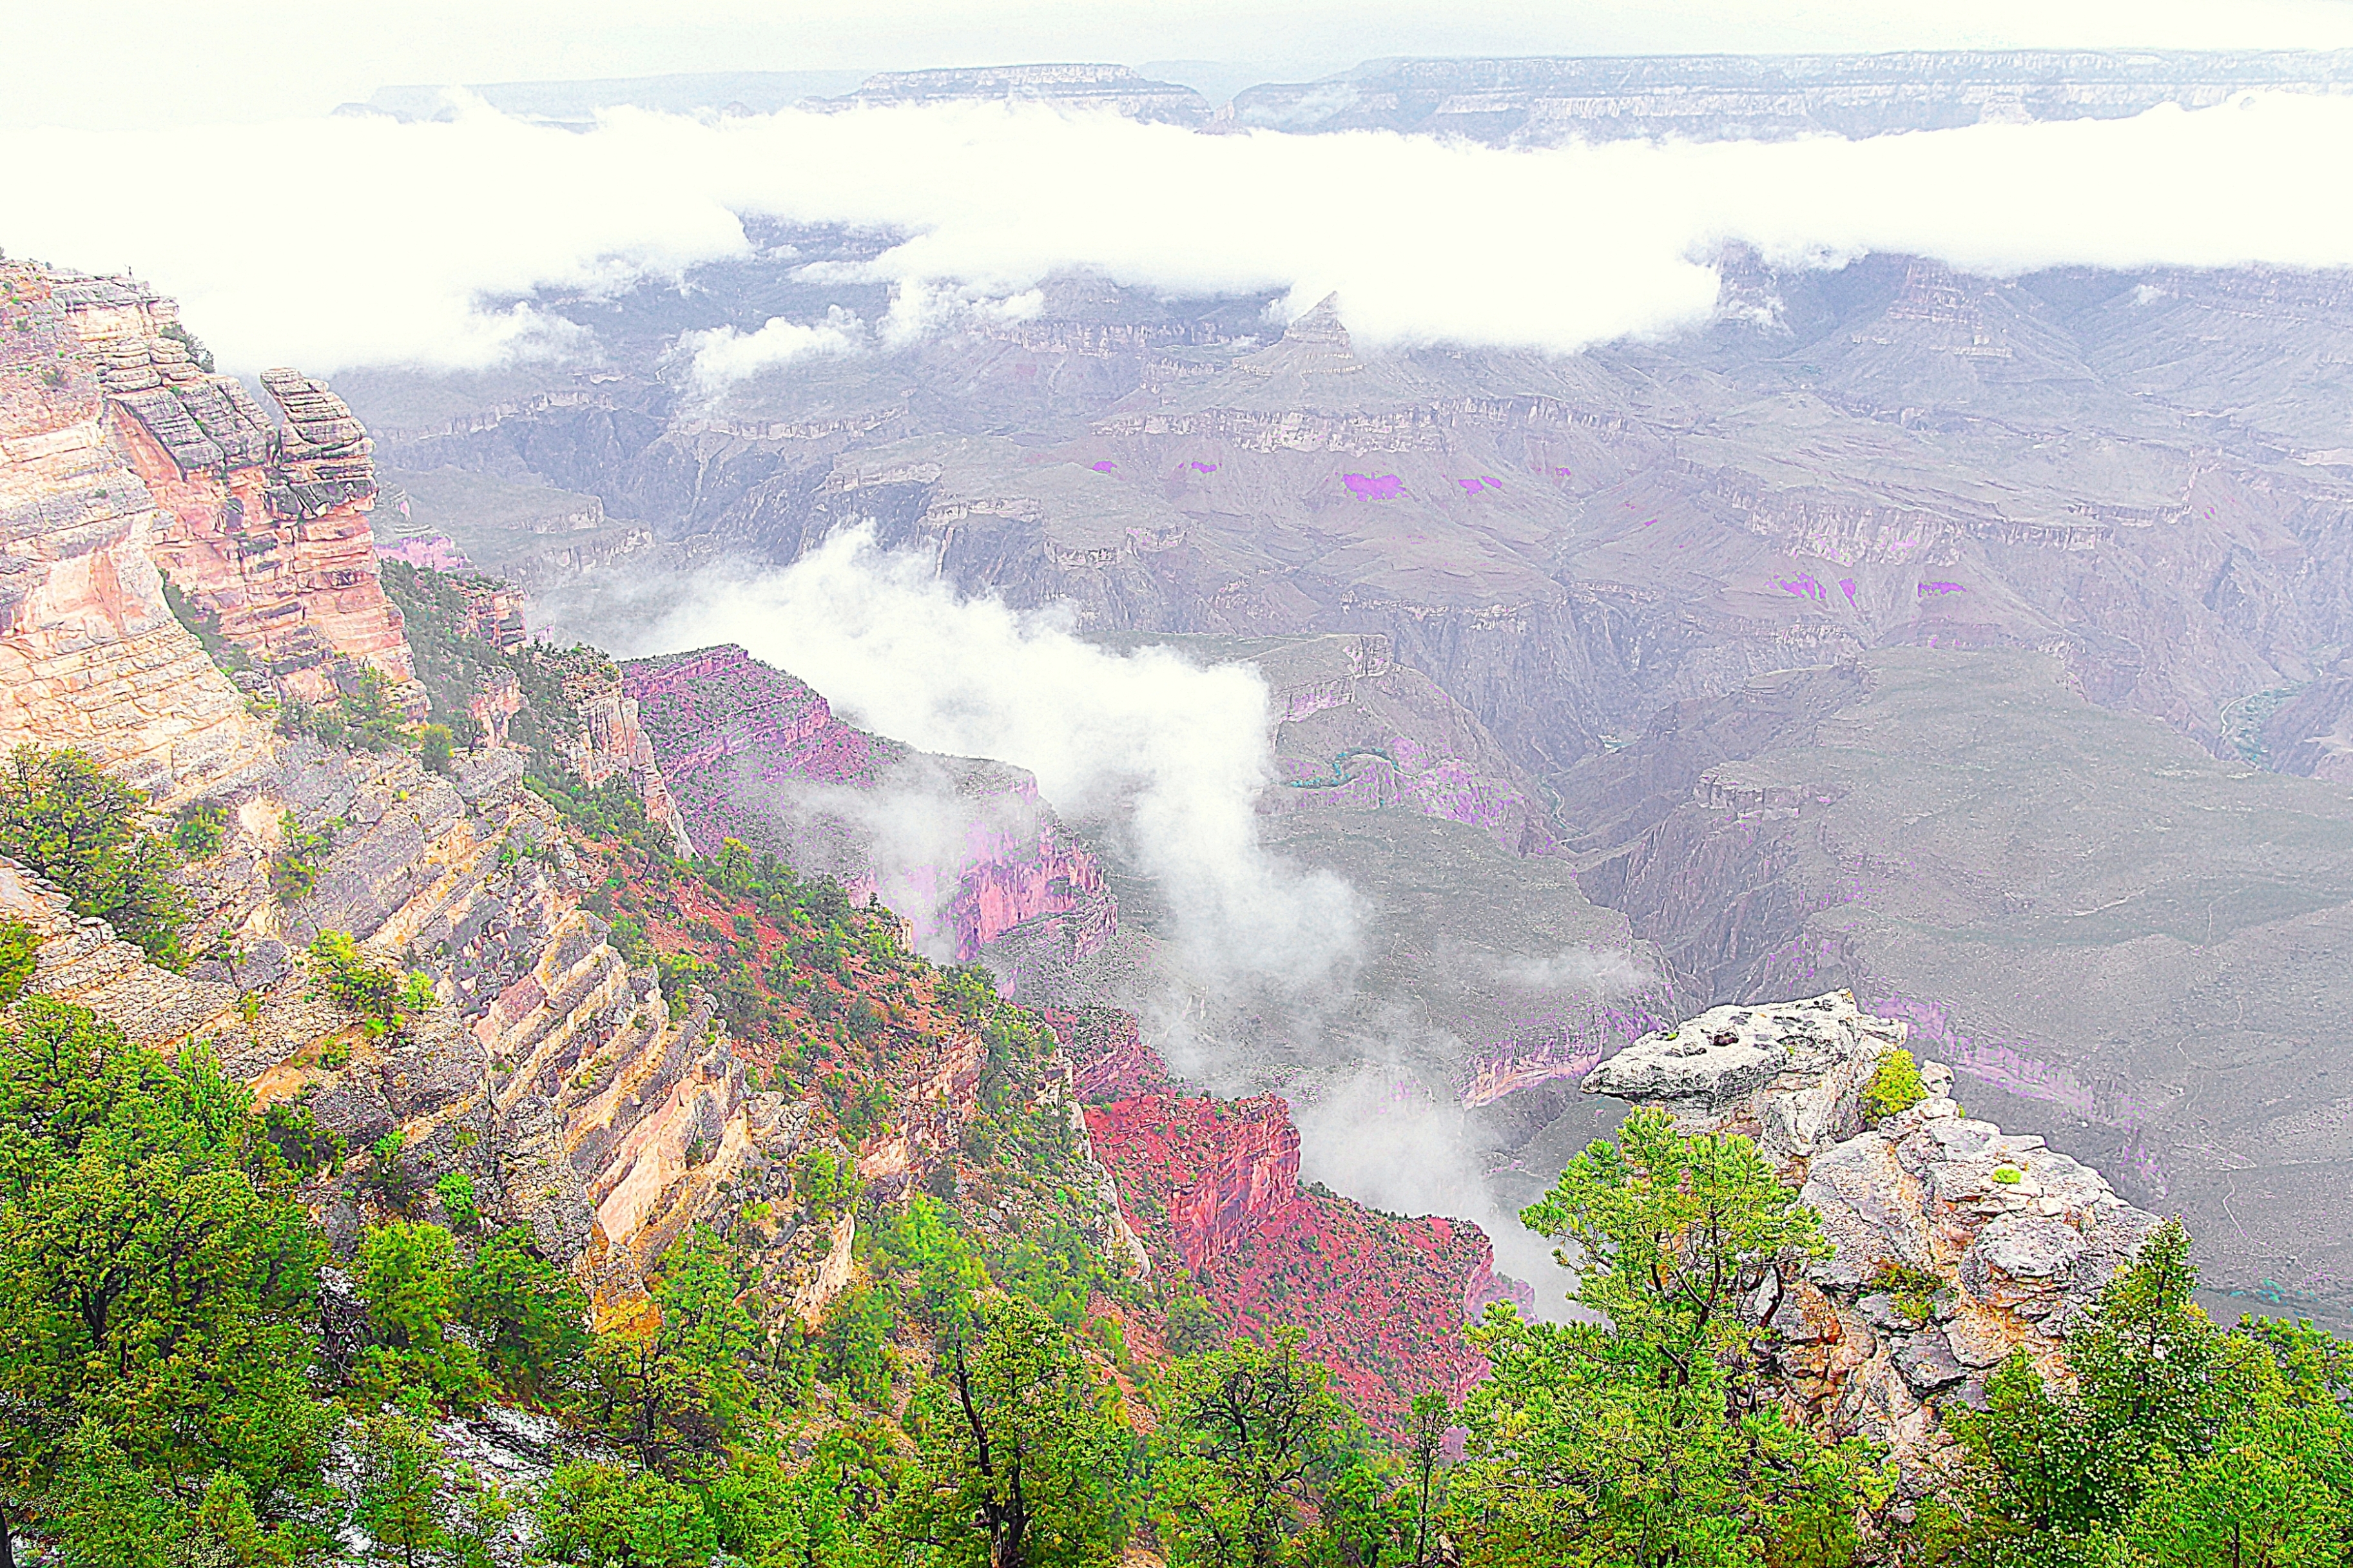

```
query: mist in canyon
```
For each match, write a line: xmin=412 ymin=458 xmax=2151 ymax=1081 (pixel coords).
xmin=570 ymin=527 xmax=1655 ymax=1308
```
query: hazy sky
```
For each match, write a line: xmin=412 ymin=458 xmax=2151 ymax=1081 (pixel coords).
xmin=13 ymin=0 xmax=2353 ymax=127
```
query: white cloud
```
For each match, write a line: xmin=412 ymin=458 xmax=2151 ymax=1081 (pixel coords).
xmin=679 ymin=305 xmax=864 ymax=389
xmin=625 ymin=525 xmax=1362 ymax=983
xmin=1488 ymin=944 xmax=1660 ymax=997
xmin=11 ymin=93 xmax=2353 ymax=373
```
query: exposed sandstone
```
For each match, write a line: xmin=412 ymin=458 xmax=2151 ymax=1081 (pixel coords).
xmin=0 ymin=264 xmax=269 ymax=799
xmin=115 ymin=349 xmax=423 ymax=710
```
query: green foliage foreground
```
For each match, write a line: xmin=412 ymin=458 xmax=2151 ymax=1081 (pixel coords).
xmin=0 ymin=984 xmax=2344 ymax=1568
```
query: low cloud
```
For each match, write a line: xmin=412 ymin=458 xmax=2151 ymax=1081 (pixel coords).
xmin=679 ymin=304 xmax=865 ymax=389
xmin=10 ymin=93 xmax=2353 ymax=370
xmin=626 ymin=525 xmax=1362 ymax=984
xmin=1486 ymin=944 xmax=1660 ymax=998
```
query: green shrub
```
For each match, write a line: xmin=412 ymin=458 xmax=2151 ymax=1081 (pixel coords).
xmin=354 ymin=1219 xmax=487 ymax=1406
xmin=171 ymin=800 xmax=228 ymax=858
xmin=1869 ymin=1258 xmax=1951 ymax=1328
xmin=271 ymin=811 xmax=334 ymax=903
xmin=534 ymin=1463 xmax=717 ymax=1568
xmin=0 ymin=917 xmax=37 ymax=1009
xmin=306 ymin=929 xmax=431 ymax=1045
xmin=417 ymin=723 xmax=456 ymax=775
xmin=260 ymin=1101 xmax=344 ymax=1176
xmin=436 ymin=1170 xmax=480 ymax=1231
xmin=1861 ymin=1047 xmax=1928 ymax=1121
xmin=1992 ymin=1165 xmax=2023 ymax=1185
xmin=160 ymin=320 xmax=215 ymax=373
xmin=0 ymin=744 xmax=190 ymax=965
xmin=457 ymin=1226 xmax=589 ymax=1399
xmin=817 ymin=1282 xmax=898 ymax=1404
xmin=159 ymin=574 xmax=250 ymax=677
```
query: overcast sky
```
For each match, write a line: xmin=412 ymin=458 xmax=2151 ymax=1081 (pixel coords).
xmin=14 ymin=0 xmax=2353 ymax=128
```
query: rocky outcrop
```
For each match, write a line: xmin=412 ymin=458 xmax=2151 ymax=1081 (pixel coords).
xmin=625 ymin=644 xmax=1116 ymax=962
xmin=1585 ymin=991 xmax=2162 ymax=1480
xmin=1051 ymin=1007 xmax=1179 ymax=1101
xmin=554 ymin=664 xmax=692 ymax=857
xmin=0 ymin=264 xmax=270 ymax=800
xmin=88 ymin=284 xmax=423 ymax=710
xmin=0 ymin=858 xmax=238 ymax=1042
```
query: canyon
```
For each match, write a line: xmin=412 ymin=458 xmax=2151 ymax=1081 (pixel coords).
xmin=325 ymin=225 xmax=2353 ymax=1321
xmin=0 ymin=258 xmax=1513 ymax=1420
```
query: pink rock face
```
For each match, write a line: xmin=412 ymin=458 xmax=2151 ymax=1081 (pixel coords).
xmin=626 ymin=645 xmax=883 ymax=788
xmin=1083 ymin=1062 xmax=1511 ymax=1429
xmin=625 ymin=644 xmax=1115 ymax=962
xmin=0 ymin=264 xmax=267 ymax=799
xmin=113 ymin=358 xmax=424 ymax=711
xmin=1343 ymin=472 xmax=1403 ymax=500
xmin=1049 ymin=1007 xmax=1178 ymax=1100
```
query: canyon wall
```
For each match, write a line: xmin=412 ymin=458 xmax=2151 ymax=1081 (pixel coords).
xmin=0 ymin=264 xmax=269 ymax=799
xmin=90 ymin=280 xmax=421 ymax=709
xmin=1068 ymin=1010 xmax=1516 ymax=1428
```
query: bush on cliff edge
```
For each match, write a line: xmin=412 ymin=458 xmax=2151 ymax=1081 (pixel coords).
xmin=0 ymin=744 xmax=189 ymax=966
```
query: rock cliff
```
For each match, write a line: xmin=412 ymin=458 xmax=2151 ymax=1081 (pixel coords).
xmin=1069 ymin=1014 xmax=1517 ymax=1429
xmin=75 ymin=270 xmax=422 ymax=710
xmin=1585 ymin=991 xmax=2161 ymax=1480
xmin=0 ymin=264 xmax=269 ymax=799
xmin=1226 ymin=50 xmax=2353 ymax=145
xmin=820 ymin=64 xmax=1215 ymax=126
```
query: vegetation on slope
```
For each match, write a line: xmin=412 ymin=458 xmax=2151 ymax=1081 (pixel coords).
xmin=0 ymin=742 xmax=191 ymax=965
xmin=0 ymin=938 xmax=2349 ymax=1565
xmin=11 ymin=554 xmax=2336 ymax=1566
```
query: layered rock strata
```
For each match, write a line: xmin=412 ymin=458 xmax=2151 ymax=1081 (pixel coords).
xmin=75 ymin=274 xmax=423 ymax=709
xmin=1072 ymin=1018 xmax=1518 ymax=1428
xmin=551 ymin=662 xmax=692 ymax=857
xmin=0 ymin=264 xmax=269 ymax=799
xmin=1585 ymin=991 xmax=2161 ymax=1479
xmin=0 ymin=736 xmax=786 ymax=1297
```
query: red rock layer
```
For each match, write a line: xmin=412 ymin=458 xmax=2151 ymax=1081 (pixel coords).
xmin=1070 ymin=1020 xmax=1498 ymax=1429
xmin=99 ymin=307 xmax=421 ymax=710
xmin=625 ymin=644 xmax=1116 ymax=963
xmin=0 ymin=265 xmax=267 ymax=799
xmin=1049 ymin=1007 xmax=1179 ymax=1101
